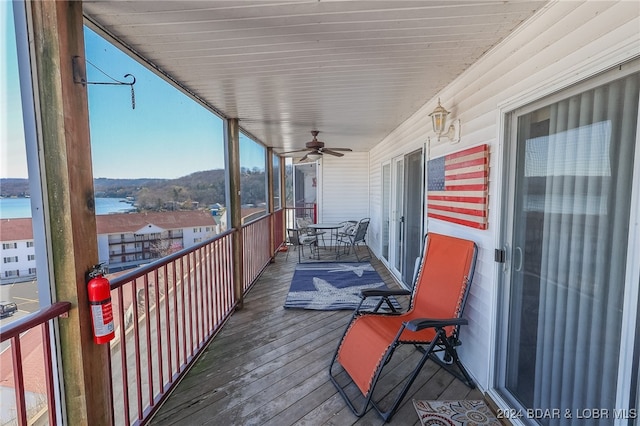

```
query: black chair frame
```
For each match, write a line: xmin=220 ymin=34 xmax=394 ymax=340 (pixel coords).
xmin=286 ymin=228 xmax=318 ymax=262
xmin=337 ymin=217 xmax=370 ymax=261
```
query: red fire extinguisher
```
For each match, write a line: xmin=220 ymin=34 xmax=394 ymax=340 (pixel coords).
xmin=87 ymin=264 xmax=115 ymax=344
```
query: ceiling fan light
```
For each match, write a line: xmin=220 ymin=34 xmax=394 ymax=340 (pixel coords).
xmin=306 ymin=152 xmax=322 ymax=161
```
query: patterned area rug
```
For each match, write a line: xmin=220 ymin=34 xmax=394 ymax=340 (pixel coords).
xmin=283 ymin=262 xmax=401 ymax=310
xmin=413 ymin=400 xmax=501 ymax=426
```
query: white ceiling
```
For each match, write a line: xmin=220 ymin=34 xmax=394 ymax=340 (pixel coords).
xmin=83 ymin=0 xmax=546 ymax=157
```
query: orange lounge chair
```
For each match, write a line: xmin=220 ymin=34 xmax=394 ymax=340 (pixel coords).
xmin=328 ymin=232 xmax=478 ymax=421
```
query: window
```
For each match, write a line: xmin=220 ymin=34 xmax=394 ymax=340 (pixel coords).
xmin=272 ymin=153 xmax=281 ymax=210
xmin=285 ymin=158 xmax=294 ymax=208
xmin=28 ymin=268 xmax=36 ymax=274
xmin=85 ymin=26 xmax=226 ymax=270
xmin=239 ymin=132 xmax=267 ymax=223
xmin=3 ymin=1 xmax=53 ymax=333
xmin=27 ymin=254 xmax=35 ymax=261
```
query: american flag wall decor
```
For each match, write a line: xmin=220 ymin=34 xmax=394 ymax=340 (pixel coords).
xmin=427 ymin=144 xmax=489 ymax=229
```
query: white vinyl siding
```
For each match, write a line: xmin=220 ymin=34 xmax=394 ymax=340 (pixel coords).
xmin=366 ymin=0 xmax=639 ymax=392
xmin=319 ymin=152 xmax=370 ymax=224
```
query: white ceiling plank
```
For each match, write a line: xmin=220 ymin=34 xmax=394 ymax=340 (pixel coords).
xmin=83 ymin=0 xmax=546 ymax=153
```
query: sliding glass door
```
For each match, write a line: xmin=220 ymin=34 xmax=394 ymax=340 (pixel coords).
xmin=499 ymin=68 xmax=640 ymax=424
xmin=402 ymin=149 xmax=424 ymax=286
xmin=381 ymin=163 xmax=391 ymax=262
xmin=384 ymin=151 xmax=424 ymax=286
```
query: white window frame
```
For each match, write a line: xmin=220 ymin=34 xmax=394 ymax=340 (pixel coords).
xmin=13 ymin=1 xmax=63 ymax=423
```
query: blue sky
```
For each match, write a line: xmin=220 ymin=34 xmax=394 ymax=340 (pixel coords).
xmin=84 ymin=26 xmax=224 ymax=179
xmin=2 ymin=3 xmax=266 ymax=180
xmin=1 ymin=1 xmax=27 ymax=179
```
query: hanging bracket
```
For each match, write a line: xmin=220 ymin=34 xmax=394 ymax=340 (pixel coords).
xmin=72 ymin=55 xmax=137 ymax=109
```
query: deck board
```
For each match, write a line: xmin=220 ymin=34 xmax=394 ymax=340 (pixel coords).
xmin=150 ymin=248 xmax=486 ymax=425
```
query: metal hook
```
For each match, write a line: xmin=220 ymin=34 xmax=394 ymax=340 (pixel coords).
xmin=123 ymin=74 xmax=136 ymax=85
xmin=72 ymin=56 xmax=137 ymax=109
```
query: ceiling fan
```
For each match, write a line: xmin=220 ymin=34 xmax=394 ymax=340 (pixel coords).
xmin=280 ymin=131 xmax=352 ymax=161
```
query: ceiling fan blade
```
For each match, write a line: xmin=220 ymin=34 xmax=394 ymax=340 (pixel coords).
xmin=321 ymin=149 xmax=345 ymax=157
xmin=323 ymin=147 xmax=352 ymax=152
xmin=299 ymin=153 xmax=310 ymax=162
xmin=279 ymin=148 xmax=311 ymax=155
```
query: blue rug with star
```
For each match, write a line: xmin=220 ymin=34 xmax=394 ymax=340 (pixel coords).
xmin=284 ymin=262 xmax=403 ymax=311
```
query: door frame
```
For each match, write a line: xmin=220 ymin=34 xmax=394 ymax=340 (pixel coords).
xmin=386 ymin=155 xmax=405 ymax=282
xmin=489 ymin=62 xmax=640 ymax=422
xmin=382 ymin=150 xmax=424 ymax=287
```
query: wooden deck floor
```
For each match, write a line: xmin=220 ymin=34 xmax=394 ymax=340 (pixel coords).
xmin=150 ymin=246 xmax=484 ymax=425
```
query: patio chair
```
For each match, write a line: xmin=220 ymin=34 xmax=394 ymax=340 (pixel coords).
xmin=286 ymin=228 xmax=318 ymax=262
xmin=336 ymin=217 xmax=370 ymax=261
xmin=337 ymin=220 xmax=357 ymax=238
xmin=296 ymin=217 xmax=326 ymax=248
xmin=333 ymin=220 xmax=355 ymax=249
xmin=329 ymin=232 xmax=478 ymax=421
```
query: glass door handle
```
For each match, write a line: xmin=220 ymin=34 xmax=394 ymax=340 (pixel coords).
xmin=500 ymin=244 xmax=508 ymax=272
xmin=514 ymin=246 xmax=523 ymax=272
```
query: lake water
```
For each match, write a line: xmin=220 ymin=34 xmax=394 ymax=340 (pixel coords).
xmin=0 ymin=197 xmax=136 ymax=219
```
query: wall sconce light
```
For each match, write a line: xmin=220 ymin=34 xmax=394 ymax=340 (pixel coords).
xmin=429 ymin=98 xmax=460 ymax=143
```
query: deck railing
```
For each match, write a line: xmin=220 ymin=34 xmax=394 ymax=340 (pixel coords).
xmin=241 ymin=209 xmax=285 ymax=293
xmin=272 ymin=208 xmax=285 ymax=252
xmin=108 ymin=210 xmax=283 ymax=424
xmin=108 ymin=229 xmax=236 ymax=425
xmin=1 ymin=211 xmax=282 ymax=426
xmin=0 ymin=302 xmax=72 ymax=426
xmin=284 ymin=204 xmax=316 ymax=230
xmin=241 ymin=216 xmax=271 ymax=292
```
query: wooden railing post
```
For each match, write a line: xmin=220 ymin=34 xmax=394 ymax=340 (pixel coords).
xmin=225 ymin=118 xmax=244 ymax=309
xmin=27 ymin=1 xmax=112 ymax=424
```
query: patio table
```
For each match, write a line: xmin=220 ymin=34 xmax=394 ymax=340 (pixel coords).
xmin=307 ymin=223 xmax=342 ymax=252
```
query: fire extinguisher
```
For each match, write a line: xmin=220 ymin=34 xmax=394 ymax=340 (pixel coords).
xmin=87 ymin=264 xmax=115 ymax=344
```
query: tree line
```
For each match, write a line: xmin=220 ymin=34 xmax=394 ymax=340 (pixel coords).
xmin=2 ymin=168 xmax=268 ymax=211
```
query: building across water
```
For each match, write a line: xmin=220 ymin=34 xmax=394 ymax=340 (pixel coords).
xmin=0 ymin=210 xmax=218 ymax=283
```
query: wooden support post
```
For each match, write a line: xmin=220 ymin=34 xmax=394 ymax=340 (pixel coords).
xmin=225 ymin=118 xmax=244 ymax=309
xmin=266 ymin=148 xmax=275 ymax=258
xmin=279 ymin=155 xmax=286 ymax=245
xmin=27 ymin=1 xmax=112 ymax=424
